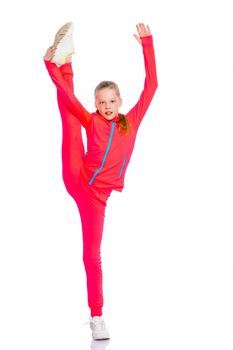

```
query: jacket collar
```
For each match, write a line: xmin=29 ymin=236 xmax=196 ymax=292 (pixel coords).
xmin=111 ymin=115 xmax=120 ymax=122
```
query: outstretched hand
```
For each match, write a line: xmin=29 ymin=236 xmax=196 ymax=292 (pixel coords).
xmin=43 ymin=45 xmax=56 ymax=61
xmin=43 ymin=45 xmax=73 ymax=64
xmin=134 ymin=23 xmax=152 ymax=45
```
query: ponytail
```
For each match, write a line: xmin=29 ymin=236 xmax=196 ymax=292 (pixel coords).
xmin=117 ymin=113 xmax=131 ymax=135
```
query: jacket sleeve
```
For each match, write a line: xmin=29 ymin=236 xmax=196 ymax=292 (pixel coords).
xmin=126 ymin=35 xmax=158 ymax=129
xmin=59 ymin=62 xmax=74 ymax=92
xmin=44 ymin=60 xmax=91 ymax=129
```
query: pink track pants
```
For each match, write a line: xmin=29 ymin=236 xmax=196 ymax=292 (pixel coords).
xmin=56 ymin=63 xmax=112 ymax=317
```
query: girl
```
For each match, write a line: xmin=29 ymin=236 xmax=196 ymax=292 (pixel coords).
xmin=43 ymin=22 xmax=158 ymax=340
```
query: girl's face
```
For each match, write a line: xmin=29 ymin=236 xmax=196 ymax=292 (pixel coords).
xmin=95 ymin=88 xmax=122 ymax=120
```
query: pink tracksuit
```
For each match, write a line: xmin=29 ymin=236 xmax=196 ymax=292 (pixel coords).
xmin=44 ymin=35 xmax=158 ymax=316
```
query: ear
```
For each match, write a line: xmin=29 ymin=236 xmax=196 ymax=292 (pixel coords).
xmin=118 ymin=98 xmax=122 ymax=108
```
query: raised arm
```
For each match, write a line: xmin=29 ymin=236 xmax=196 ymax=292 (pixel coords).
xmin=127 ymin=23 xmax=158 ymax=129
xmin=43 ymin=46 xmax=91 ymax=130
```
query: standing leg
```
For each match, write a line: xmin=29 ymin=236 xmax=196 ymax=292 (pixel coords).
xmin=56 ymin=62 xmax=85 ymax=199
xmin=76 ymin=187 xmax=111 ymax=317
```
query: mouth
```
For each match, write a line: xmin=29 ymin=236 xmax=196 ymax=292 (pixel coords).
xmin=105 ymin=111 xmax=113 ymax=117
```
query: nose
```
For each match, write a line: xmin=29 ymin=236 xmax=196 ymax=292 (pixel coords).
xmin=105 ymin=101 xmax=111 ymax=109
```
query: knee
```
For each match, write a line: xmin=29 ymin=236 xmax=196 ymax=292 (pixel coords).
xmin=83 ymin=251 xmax=101 ymax=267
xmin=62 ymin=170 xmax=80 ymax=194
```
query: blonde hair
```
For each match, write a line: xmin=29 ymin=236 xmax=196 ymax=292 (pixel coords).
xmin=95 ymin=81 xmax=131 ymax=135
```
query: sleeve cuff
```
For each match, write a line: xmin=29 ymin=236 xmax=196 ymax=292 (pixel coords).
xmin=59 ymin=62 xmax=73 ymax=73
xmin=141 ymin=35 xmax=154 ymax=48
xmin=44 ymin=59 xmax=56 ymax=68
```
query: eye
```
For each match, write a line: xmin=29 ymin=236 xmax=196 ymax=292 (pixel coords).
xmin=110 ymin=100 xmax=116 ymax=103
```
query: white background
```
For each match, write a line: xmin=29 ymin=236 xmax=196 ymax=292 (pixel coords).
xmin=0 ymin=0 xmax=233 ymax=349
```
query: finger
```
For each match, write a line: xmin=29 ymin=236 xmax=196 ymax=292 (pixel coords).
xmin=146 ymin=25 xmax=151 ymax=34
xmin=141 ymin=23 xmax=148 ymax=35
xmin=47 ymin=46 xmax=55 ymax=55
xmin=138 ymin=23 xmax=146 ymax=36
xmin=137 ymin=24 xmax=143 ymax=37
xmin=139 ymin=23 xmax=146 ymax=30
xmin=133 ymin=34 xmax=141 ymax=44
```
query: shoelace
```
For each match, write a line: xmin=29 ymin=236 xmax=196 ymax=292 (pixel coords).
xmin=81 ymin=316 xmax=105 ymax=329
xmin=81 ymin=319 xmax=90 ymax=327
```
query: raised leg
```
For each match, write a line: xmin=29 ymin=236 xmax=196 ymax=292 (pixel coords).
xmin=56 ymin=62 xmax=85 ymax=199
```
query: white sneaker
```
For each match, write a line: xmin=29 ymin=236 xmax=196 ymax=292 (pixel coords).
xmin=89 ymin=316 xmax=110 ymax=340
xmin=51 ymin=22 xmax=75 ymax=65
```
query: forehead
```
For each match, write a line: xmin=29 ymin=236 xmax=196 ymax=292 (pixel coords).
xmin=95 ymin=88 xmax=118 ymax=100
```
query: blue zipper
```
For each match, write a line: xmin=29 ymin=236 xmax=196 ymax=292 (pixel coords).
xmin=89 ymin=121 xmax=115 ymax=185
xmin=118 ymin=156 xmax=127 ymax=178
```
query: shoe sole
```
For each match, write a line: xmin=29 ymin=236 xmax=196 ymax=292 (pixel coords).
xmin=93 ymin=336 xmax=110 ymax=341
xmin=53 ymin=22 xmax=73 ymax=48
xmin=92 ymin=331 xmax=110 ymax=340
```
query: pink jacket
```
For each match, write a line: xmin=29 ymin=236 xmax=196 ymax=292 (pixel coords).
xmin=44 ymin=35 xmax=158 ymax=192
